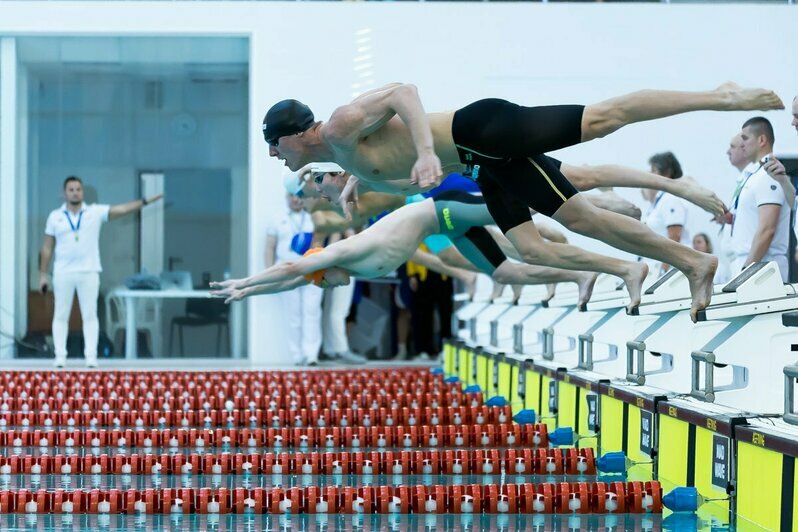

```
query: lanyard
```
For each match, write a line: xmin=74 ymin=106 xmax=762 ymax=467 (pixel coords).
xmin=64 ymin=208 xmax=84 ymax=234
xmin=652 ymin=192 xmax=665 ymax=210
xmin=729 ymin=164 xmax=762 ymax=236
xmin=288 ymin=210 xmax=306 ymax=233
xmin=731 ymin=172 xmax=754 ymax=212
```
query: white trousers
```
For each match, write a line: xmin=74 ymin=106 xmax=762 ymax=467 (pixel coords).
xmin=52 ymin=271 xmax=100 ymax=362
xmin=280 ymin=284 xmax=323 ymax=365
xmin=322 ymin=282 xmax=355 ymax=355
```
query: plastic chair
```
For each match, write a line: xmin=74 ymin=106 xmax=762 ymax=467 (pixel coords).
xmin=169 ymin=297 xmax=229 ymax=356
xmin=349 ymin=297 xmax=389 ymax=357
xmin=104 ymin=289 xmax=162 ymax=356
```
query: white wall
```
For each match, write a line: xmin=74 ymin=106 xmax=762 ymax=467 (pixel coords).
xmin=1 ymin=2 xmax=796 ymax=363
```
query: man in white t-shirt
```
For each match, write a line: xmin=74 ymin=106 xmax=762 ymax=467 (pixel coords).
xmin=712 ymin=135 xmax=752 ymax=285
xmin=265 ymin=185 xmax=323 ymax=366
xmin=642 ymin=152 xmax=691 ymax=275
xmin=39 ymin=176 xmax=164 ymax=368
xmin=730 ymin=117 xmax=791 ymax=281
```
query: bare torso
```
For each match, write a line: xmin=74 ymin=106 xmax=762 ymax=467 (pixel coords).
xmin=333 ymin=200 xmax=439 ymax=277
xmin=326 ymin=112 xmax=464 ymax=195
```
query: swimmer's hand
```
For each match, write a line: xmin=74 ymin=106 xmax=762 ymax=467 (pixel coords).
xmin=675 ymin=177 xmax=727 ymax=218
xmin=411 ymin=151 xmax=443 ymax=189
xmin=210 ymin=287 xmax=247 ymax=304
xmin=711 ymin=211 xmax=733 ymax=226
xmin=209 ymin=279 xmax=240 ymax=290
xmin=339 ymin=175 xmax=360 ymax=222
xmin=209 ymin=280 xmax=246 ymax=304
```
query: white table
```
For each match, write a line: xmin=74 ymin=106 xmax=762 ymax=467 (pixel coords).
xmin=108 ymin=288 xmax=242 ymax=360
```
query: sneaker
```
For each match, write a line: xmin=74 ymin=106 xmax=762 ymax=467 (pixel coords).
xmin=53 ymin=359 xmax=66 ymax=369
xmin=337 ymin=351 xmax=367 ymax=364
xmin=85 ymin=359 xmax=99 ymax=369
xmin=307 ymin=361 xmax=319 ymax=367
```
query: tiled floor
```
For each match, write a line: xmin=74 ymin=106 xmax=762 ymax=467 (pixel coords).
xmin=6 ymin=357 xmax=437 ymax=371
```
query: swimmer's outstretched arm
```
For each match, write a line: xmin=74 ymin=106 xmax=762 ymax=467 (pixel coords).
xmin=214 ymin=277 xmax=310 ymax=304
xmin=561 ymin=162 xmax=726 ymax=217
xmin=210 ymin=245 xmax=351 ymax=291
xmin=328 ymin=83 xmax=442 ymax=187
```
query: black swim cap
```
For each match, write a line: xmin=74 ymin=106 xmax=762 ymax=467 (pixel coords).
xmin=262 ymin=99 xmax=315 ymax=145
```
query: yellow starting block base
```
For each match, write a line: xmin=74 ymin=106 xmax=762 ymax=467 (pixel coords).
xmin=735 ymin=419 xmax=798 ymax=531
xmin=599 ymin=381 xmax=671 ymax=482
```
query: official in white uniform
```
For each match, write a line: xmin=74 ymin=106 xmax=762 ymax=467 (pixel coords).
xmin=39 ymin=176 xmax=163 ymax=368
xmin=731 ymin=117 xmax=791 ymax=281
xmin=270 ymin=179 xmax=323 ymax=366
xmin=642 ymin=152 xmax=692 ymax=274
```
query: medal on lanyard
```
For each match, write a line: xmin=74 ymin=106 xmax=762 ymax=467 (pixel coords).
xmin=64 ymin=209 xmax=84 ymax=241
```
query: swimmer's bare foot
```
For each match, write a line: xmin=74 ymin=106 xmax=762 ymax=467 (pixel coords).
xmin=576 ymin=273 xmax=599 ymax=310
xmin=717 ymin=82 xmax=784 ymax=111
xmin=622 ymin=262 xmax=649 ymax=314
xmin=543 ymin=284 xmax=556 ymax=304
xmin=685 ymin=254 xmax=718 ymax=323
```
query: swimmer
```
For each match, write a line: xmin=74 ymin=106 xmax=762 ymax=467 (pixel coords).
xmin=263 ymin=83 xmax=780 ymax=318
xmin=211 ymin=194 xmax=601 ymax=310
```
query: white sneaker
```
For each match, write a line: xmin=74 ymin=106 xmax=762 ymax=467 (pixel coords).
xmin=337 ymin=351 xmax=367 ymax=364
xmin=53 ymin=358 xmax=66 ymax=369
xmin=85 ymin=359 xmax=99 ymax=369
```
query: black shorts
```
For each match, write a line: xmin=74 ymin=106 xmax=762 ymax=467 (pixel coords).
xmin=451 ymin=98 xmax=583 ymax=232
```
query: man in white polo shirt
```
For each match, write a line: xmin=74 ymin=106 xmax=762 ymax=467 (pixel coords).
xmin=731 ymin=117 xmax=791 ymax=281
xmin=38 ymin=176 xmax=164 ymax=368
xmin=643 ymin=151 xmax=692 ymax=275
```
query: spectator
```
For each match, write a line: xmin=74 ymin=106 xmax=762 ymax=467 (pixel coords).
xmin=730 ymin=117 xmax=791 ymax=281
xmin=715 ymin=134 xmax=752 ymax=284
xmin=692 ymin=233 xmax=726 ymax=285
xmin=407 ymin=245 xmax=453 ymax=359
xmin=642 ymin=152 xmax=691 ymax=274
xmin=265 ymin=191 xmax=323 ymax=366
xmin=321 ymin=229 xmax=366 ymax=363
xmin=692 ymin=233 xmax=712 ymax=254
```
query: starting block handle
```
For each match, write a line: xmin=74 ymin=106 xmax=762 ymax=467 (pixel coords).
xmin=512 ymin=323 xmax=523 ymax=354
xmin=577 ymin=334 xmax=593 ymax=371
xmin=625 ymin=340 xmax=646 ymax=385
xmin=784 ymin=365 xmax=798 ymax=426
xmin=541 ymin=328 xmax=554 ymax=361
xmin=490 ymin=321 xmax=498 ymax=348
xmin=690 ymin=351 xmax=716 ymax=403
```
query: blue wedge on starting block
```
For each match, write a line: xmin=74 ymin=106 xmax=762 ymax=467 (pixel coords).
xmin=430 ymin=368 xmax=444 ymax=375
xmin=464 ymin=385 xmax=482 ymax=394
xmin=444 ymin=376 xmax=460 ymax=384
xmin=548 ymin=427 xmax=574 ymax=446
xmin=512 ymin=409 xmax=536 ymax=424
xmin=485 ymin=396 xmax=507 ymax=407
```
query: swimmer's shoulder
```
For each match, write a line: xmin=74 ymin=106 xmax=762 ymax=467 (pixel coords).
xmin=323 ymin=105 xmax=368 ymax=147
